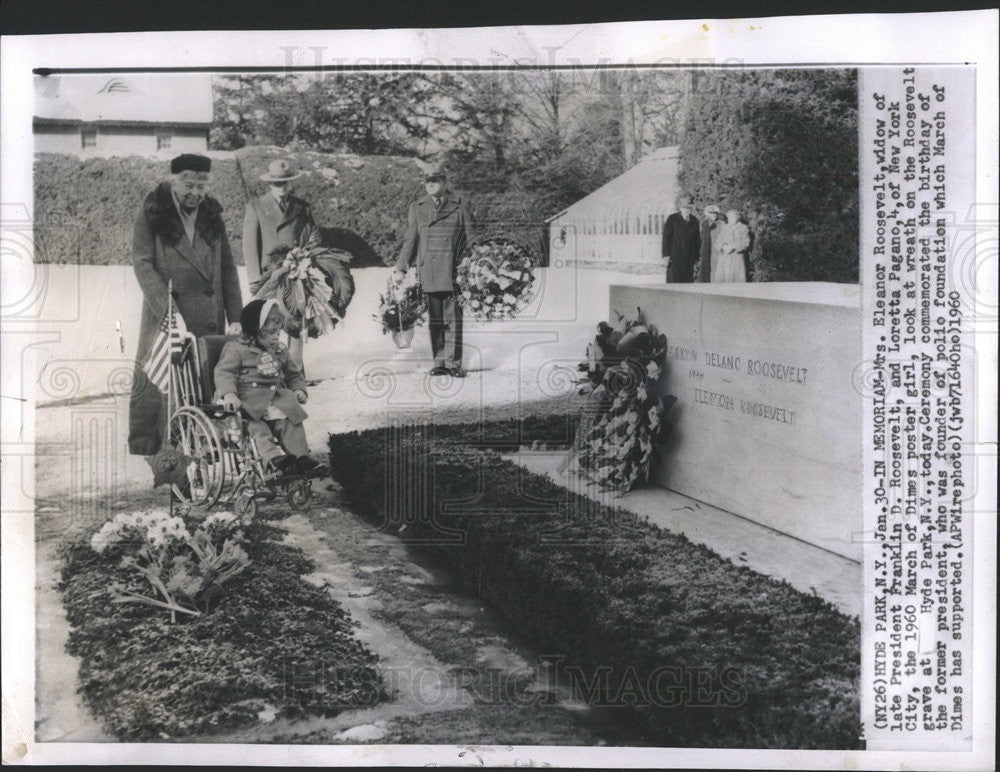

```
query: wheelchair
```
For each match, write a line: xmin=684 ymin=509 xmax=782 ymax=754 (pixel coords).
xmin=166 ymin=334 xmax=315 ymax=519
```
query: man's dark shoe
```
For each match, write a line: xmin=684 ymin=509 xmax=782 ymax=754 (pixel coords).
xmin=428 ymin=365 xmax=449 ymax=376
xmin=447 ymin=366 xmax=467 ymax=378
xmin=296 ymin=456 xmax=329 ymax=478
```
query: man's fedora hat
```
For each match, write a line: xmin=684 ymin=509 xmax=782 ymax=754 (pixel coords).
xmin=423 ymin=162 xmax=447 ymax=181
xmin=260 ymin=159 xmax=304 ymax=182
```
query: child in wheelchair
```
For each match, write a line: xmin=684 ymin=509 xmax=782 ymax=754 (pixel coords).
xmin=213 ymin=298 xmax=328 ymax=479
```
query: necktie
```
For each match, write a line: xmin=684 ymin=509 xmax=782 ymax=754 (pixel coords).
xmin=278 ymin=197 xmax=287 ymax=213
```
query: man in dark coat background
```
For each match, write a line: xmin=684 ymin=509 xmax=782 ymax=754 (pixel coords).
xmin=698 ymin=204 xmax=721 ymax=282
xmin=662 ymin=193 xmax=701 ymax=283
xmin=393 ymin=163 xmax=476 ymax=377
xmin=128 ymin=153 xmax=243 ymax=456
xmin=243 ymin=158 xmax=318 ymax=372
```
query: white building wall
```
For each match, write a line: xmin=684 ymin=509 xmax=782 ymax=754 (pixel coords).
xmin=34 ymin=126 xmax=207 ymax=157
xmin=34 ymin=130 xmax=81 ymax=155
xmin=549 ymin=220 xmax=664 ymax=267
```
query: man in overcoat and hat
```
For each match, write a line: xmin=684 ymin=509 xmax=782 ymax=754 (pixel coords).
xmin=243 ymin=159 xmax=318 ymax=372
xmin=662 ymin=193 xmax=701 ymax=283
xmin=393 ymin=163 xmax=476 ymax=377
xmin=129 ymin=153 xmax=243 ymax=456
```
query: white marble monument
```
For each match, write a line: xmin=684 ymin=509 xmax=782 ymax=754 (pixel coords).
xmin=609 ymin=282 xmax=862 ymax=561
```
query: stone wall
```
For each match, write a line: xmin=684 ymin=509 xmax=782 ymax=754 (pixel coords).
xmin=610 ymin=282 xmax=862 ymax=560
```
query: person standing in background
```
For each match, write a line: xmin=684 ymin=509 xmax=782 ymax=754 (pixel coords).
xmin=662 ymin=193 xmax=701 ymax=283
xmin=697 ymin=204 xmax=722 ymax=282
xmin=243 ymin=158 xmax=317 ymax=373
xmin=713 ymin=208 xmax=751 ymax=283
xmin=393 ymin=163 xmax=476 ymax=378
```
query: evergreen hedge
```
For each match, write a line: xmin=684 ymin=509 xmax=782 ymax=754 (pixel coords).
xmin=32 ymin=153 xmax=245 ymax=266
xmin=59 ymin=516 xmax=384 ymax=739
xmin=32 ymin=149 xmax=426 ymax=267
xmin=233 ymin=146 xmax=425 ymax=267
xmin=679 ymin=69 xmax=859 ymax=282
xmin=33 ymin=150 xmax=552 ymax=268
xmin=328 ymin=419 xmax=861 ymax=749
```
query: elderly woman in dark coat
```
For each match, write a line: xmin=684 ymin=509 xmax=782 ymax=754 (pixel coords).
xmin=128 ymin=154 xmax=243 ymax=456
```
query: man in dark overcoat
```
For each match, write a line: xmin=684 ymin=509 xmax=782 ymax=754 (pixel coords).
xmin=662 ymin=193 xmax=701 ymax=283
xmin=128 ymin=154 xmax=243 ymax=456
xmin=698 ymin=204 xmax=721 ymax=282
xmin=393 ymin=164 xmax=476 ymax=377
xmin=243 ymin=158 xmax=318 ymax=371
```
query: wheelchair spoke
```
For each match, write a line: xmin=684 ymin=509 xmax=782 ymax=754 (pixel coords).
xmin=169 ymin=406 xmax=225 ymax=508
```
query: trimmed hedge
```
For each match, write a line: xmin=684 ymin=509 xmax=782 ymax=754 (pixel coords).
xmin=679 ymin=69 xmax=859 ymax=282
xmin=33 ymin=149 xmax=551 ymax=268
xmin=328 ymin=420 xmax=861 ymax=749
xmin=33 ymin=153 xmax=245 ymax=266
xmin=233 ymin=146 xmax=425 ymax=267
xmin=59 ymin=516 xmax=384 ymax=739
xmin=32 ymin=149 xmax=427 ymax=267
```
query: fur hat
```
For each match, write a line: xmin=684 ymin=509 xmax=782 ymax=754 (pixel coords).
xmin=170 ymin=154 xmax=211 ymax=174
xmin=240 ymin=298 xmax=282 ymax=337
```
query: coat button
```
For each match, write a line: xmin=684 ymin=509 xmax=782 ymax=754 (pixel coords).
xmin=205 ymin=288 xmax=215 ymax=297
xmin=207 ymin=322 xmax=216 ymax=331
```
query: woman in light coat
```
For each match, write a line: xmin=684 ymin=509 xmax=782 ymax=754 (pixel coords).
xmin=712 ymin=209 xmax=751 ymax=283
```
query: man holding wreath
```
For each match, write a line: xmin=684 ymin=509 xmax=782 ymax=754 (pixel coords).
xmin=243 ymin=158 xmax=318 ymax=373
xmin=393 ymin=163 xmax=476 ymax=378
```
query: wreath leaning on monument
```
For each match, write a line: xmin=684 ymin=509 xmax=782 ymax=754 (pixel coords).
xmin=565 ymin=307 xmax=677 ymax=494
xmin=254 ymin=224 xmax=355 ymax=339
xmin=456 ymin=235 xmax=537 ymax=321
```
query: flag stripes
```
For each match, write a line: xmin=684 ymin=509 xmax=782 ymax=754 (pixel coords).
xmin=140 ymin=303 xmax=185 ymax=394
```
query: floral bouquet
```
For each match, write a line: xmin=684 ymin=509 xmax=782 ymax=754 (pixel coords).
xmin=375 ymin=268 xmax=427 ymax=348
xmin=90 ymin=509 xmax=250 ymax=622
xmin=255 ymin=224 xmax=354 ymax=339
xmin=566 ymin=308 xmax=676 ymax=494
xmin=457 ymin=236 xmax=536 ymax=321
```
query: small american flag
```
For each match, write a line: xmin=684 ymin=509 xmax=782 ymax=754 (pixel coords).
xmin=140 ymin=301 xmax=186 ymax=394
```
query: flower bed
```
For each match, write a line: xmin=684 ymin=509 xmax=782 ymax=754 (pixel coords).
xmin=328 ymin=420 xmax=861 ymax=749
xmin=59 ymin=510 xmax=384 ymax=739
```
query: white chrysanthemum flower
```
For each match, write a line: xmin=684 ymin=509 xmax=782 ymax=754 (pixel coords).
xmin=205 ymin=512 xmax=236 ymax=529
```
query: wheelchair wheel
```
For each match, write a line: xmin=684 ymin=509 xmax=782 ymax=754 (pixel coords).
xmin=234 ymin=487 xmax=257 ymax=520
xmin=287 ymin=480 xmax=313 ymax=512
xmin=169 ymin=406 xmax=225 ymax=508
